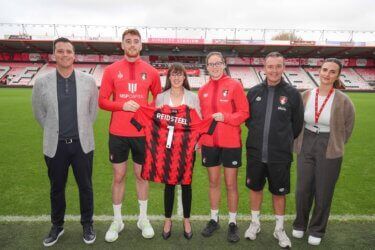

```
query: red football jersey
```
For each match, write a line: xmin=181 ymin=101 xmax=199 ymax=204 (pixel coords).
xmin=99 ymin=58 xmax=161 ymax=137
xmin=131 ymin=105 xmax=216 ymax=185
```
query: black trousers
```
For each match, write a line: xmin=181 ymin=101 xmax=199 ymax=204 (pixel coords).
xmin=164 ymin=184 xmax=192 ymax=218
xmin=44 ymin=140 xmax=94 ymax=227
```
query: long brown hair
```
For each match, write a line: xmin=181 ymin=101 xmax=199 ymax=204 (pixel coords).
xmin=322 ymin=58 xmax=345 ymax=89
xmin=164 ymin=63 xmax=191 ymax=91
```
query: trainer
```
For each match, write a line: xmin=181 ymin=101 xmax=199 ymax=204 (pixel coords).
xmin=244 ymin=52 xmax=304 ymax=248
xmin=32 ymin=37 xmax=98 ymax=246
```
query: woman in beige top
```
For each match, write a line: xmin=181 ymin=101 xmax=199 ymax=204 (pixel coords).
xmin=292 ymin=58 xmax=355 ymax=246
xmin=155 ymin=63 xmax=200 ymax=240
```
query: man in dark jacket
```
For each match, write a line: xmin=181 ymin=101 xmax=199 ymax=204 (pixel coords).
xmin=244 ymin=52 xmax=304 ymax=248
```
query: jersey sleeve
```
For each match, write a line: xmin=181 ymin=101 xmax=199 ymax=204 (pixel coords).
xmin=222 ymin=83 xmax=250 ymax=126
xmin=131 ymin=106 xmax=155 ymax=131
xmin=98 ymin=67 xmax=124 ymax=111
xmin=189 ymin=109 xmax=217 ymax=135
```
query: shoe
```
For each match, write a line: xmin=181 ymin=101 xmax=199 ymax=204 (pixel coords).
xmin=43 ymin=225 xmax=64 ymax=247
xmin=162 ymin=220 xmax=172 ymax=240
xmin=83 ymin=225 xmax=96 ymax=244
xmin=183 ymin=219 xmax=193 ymax=240
xmin=292 ymin=229 xmax=304 ymax=239
xmin=201 ymin=219 xmax=220 ymax=237
xmin=227 ymin=222 xmax=240 ymax=243
xmin=105 ymin=220 xmax=124 ymax=242
xmin=273 ymin=228 xmax=292 ymax=248
xmin=308 ymin=235 xmax=322 ymax=246
xmin=244 ymin=222 xmax=260 ymax=240
xmin=137 ymin=218 xmax=155 ymax=239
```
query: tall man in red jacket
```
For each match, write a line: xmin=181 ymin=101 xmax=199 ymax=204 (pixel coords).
xmin=99 ymin=29 xmax=161 ymax=242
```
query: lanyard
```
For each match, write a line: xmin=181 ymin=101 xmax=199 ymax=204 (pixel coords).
xmin=315 ymin=87 xmax=334 ymax=124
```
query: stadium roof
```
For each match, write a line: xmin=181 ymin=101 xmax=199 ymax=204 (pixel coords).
xmin=0 ymin=39 xmax=374 ymax=59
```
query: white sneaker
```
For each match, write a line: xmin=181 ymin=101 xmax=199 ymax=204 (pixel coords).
xmin=244 ymin=222 xmax=261 ymax=240
xmin=292 ymin=229 xmax=304 ymax=238
xmin=273 ymin=228 xmax=292 ymax=248
xmin=137 ymin=219 xmax=155 ymax=239
xmin=105 ymin=221 xmax=124 ymax=242
xmin=308 ymin=235 xmax=322 ymax=246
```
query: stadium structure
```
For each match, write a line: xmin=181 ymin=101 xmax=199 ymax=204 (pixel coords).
xmin=0 ymin=23 xmax=374 ymax=91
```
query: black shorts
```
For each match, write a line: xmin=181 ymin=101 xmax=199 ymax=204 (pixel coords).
xmin=246 ymin=157 xmax=291 ymax=195
xmin=108 ymin=134 xmax=145 ymax=164
xmin=201 ymin=146 xmax=242 ymax=168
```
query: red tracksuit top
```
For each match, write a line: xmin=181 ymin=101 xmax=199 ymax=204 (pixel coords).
xmin=198 ymin=74 xmax=250 ymax=148
xmin=99 ymin=58 xmax=162 ymax=137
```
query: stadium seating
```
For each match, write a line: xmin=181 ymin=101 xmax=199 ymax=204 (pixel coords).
xmin=228 ymin=66 xmax=260 ymax=88
xmin=1 ymin=61 xmax=374 ymax=91
xmin=0 ymin=63 xmax=42 ymax=86
xmin=92 ymin=64 xmax=108 ymax=86
xmin=305 ymin=67 xmax=372 ymax=90
xmin=340 ymin=68 xmax=372 ymax=90
xmin=354 ymin=68 xmax=375 ymax=82
xmin=160 ymin=75 xmax=167 ymax=88
xmin=284 ymin=67 xmax=317 ymax=89
xmin=253 ymin=66 xmax=267 ymax=82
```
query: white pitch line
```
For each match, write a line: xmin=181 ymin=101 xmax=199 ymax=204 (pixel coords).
xmin=1 ymin=214 xmax=374 ymax=222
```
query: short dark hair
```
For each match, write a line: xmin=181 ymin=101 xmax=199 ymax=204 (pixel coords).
xmin=53 ymin=37 xmax=74 ymax=52
xmin=322 ymin=58 xmax=344 ymax=89
xmin=265 ymin=51 xmax=284 ymax=61
xmin=122 ymin=29 xmax=141 ymax=41
xmin=164 ymin=63 xmax=191 ymax=91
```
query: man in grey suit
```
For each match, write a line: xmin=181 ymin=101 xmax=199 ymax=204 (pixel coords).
xmin=32 ymin=37 xmax=98 ymax=247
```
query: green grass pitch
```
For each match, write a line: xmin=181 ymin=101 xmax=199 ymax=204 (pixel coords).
xmin=0 ymin=89 xmax=374 ymax=216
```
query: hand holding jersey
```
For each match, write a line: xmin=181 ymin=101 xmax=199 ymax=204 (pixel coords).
xmin=123 ymin=100 xmax=140 ymax=112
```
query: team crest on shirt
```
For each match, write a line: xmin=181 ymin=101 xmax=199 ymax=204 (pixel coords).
xmin=279 ymin=96 xmax=288 ymax=105
xmin=141 ymin=72 xmax=147 ymax=80
xmin=222 ymin=90 xmax=229 ymax=97
xmin=256 ymin=96 xmax=261 ymax=101
xmin=203 ymin=93 xmax=208 ymax=98
xmin=117 ymin=71 xmax=123 ymax=79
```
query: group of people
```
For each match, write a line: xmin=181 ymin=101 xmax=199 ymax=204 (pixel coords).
xmin=32 ymin=28 xmax=355 ymax=248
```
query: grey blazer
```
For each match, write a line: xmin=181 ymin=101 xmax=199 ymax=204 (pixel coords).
xmin=155 ymin=89 xmax=201 ymax=118
xmin=32 ymin=69 xmax=98 ymax=158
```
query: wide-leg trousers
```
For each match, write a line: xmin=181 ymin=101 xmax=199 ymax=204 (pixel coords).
xmin=293 ymin=130 xmax=342 ymax=238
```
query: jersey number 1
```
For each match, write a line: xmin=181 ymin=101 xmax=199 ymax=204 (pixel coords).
xmin=166 ymin=125 xmax=175 ymax=148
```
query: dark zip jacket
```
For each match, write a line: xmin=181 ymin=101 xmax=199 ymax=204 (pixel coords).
xmin=246 ymin=78 xmax=304 ymax=163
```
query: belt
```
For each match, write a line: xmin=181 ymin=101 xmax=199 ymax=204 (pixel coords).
xmin=305 ymin=124 xmax=329 ymax=135
xmin=60 ymin=138 xmax=78 ymax=144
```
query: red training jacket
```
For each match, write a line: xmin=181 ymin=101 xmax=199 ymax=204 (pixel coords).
xmin=99 ymin=58 xmax=161 ymax=137
xmin=198 ymin=74 xmax=249 ymax=148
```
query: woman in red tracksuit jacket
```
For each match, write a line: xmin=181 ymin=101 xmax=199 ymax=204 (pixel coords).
xmin=198 ymin=51 xmax=249 ymax=242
